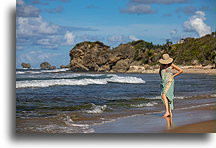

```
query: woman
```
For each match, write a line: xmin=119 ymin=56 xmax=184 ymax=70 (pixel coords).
xmin=159 ymin=54 xmax=183 ymax=117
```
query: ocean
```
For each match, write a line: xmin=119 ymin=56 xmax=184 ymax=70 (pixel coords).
xmin=16 ymin=68 xmax=215 ymax=133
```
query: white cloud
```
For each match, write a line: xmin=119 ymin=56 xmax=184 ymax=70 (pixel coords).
xmin=183 ymin=11 xmax=211 ymax=37
xmin=64 ymin=31 xmax=76 ymax=45
xmin=16 ymin=0 xmax=40 ymax=17
xmin=37 ymin=39 xmax=50 ymax=45
xmin=132 ymin=0 xmax=188 ymax=4
xmin=107 ymin=35 xmax=125 ymax=42
xmin=129 ymin=35 xmax=139 ymax=41
xmin=16 ymin=16 xmax=59 ymax=36
xmin=121 ymin=4 xmax=155 ymax=14
xmin=170 ymin=29 xmax=177 ymax=36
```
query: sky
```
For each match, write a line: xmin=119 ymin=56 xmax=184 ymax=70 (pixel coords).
xmin=16 ymin=0 xmax=216 ymax=68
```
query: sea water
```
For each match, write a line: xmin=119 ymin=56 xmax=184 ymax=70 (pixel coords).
xmin=16 ymin=68 xmax=215 ymax=133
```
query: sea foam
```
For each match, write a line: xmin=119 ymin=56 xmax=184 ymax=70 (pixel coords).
xmin=16 ymin=68 xmax=69 ymax=75
xmin=16 ymin=74 xmax=145 ymax=88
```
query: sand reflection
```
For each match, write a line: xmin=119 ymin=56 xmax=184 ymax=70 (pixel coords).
xmin=164 ymin=115 xmax=173 ymax=130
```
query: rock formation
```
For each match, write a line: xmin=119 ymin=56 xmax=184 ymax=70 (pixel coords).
xmin=68 ymin=32 xmax=215 ymax=73
xmin=40 ymin=62 xmax=56 ymax=70
xmin=21 ymin=63 xmax=31 ymax=69
xmin=60 ymin=64 xmax=70 ymax=69
xmin=69 ymin=41 xmax=111 ymax=72
xmin=69 ymin=40 xmax=159 ymax=72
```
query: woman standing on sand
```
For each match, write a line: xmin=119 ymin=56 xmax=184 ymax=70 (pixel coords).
xmin=159 ymin=54 xmax=183 ymax=117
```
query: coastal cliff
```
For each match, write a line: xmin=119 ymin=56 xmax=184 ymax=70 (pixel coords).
xmin=69 ymin=32 xmax=215 ymax=73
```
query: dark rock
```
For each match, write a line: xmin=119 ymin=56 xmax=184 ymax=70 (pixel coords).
xmin=21 ymin=63 xmax=31 ymax=69
xmin=50 ymin=66 xmax=56 ymax=70
xmin=60 ymin=65 xmax=70 ymax=69
xmin=111 ymin=58 xmax=131 ymax=72
xmin=40 ymin=62 xmax=56 ymax=70
xmin=69 ymin=41 xmax=110 ymax=72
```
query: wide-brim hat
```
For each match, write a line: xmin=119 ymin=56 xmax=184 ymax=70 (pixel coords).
xmin=159 ymin=54 xmax=173 ymax=64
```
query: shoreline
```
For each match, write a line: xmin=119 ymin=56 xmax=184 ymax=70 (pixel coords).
xmin=17 ymin=65 xmax=215 ymax=75
xmin=16 ymin=94 xmax=216 ymax=133
xmin=91 ymin=104 xmax=216 ymax=133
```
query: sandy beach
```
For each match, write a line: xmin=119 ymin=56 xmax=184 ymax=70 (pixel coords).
xmin=91 ymin=104 xmax=215 ymax=133
xmin=181 ymin=65 xmax=215 ymax=75
xmin=167 ymin=120 xmax=215 ymax=133
xmin=166 ymin=105 xmax=216 ymax=133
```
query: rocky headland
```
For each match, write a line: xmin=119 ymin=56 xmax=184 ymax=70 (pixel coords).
xmin=19 ymin=32 xmax=215 ymax=73
xmin=68 ymin=32 xmax=215 ymax=73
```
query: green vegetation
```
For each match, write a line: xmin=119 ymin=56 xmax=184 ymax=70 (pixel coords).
xmin=128 ymin=32 xmax=215 ymax=66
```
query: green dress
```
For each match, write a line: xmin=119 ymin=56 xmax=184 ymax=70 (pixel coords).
xmin=160 ymin=66 xmax=174 ymax=110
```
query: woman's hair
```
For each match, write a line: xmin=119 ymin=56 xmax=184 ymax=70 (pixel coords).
xmin=161 ymin=63 xmax=172 ymax=67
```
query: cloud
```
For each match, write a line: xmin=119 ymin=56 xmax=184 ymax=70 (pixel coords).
xmin=131 ymin=0 xmax=188 ymax=4
xmin=60 ymin=0 xmax=70 ymax=2
xmin=163 ymin=14 xmax=172 ymax=17
xmin=36 ymin=36 xmax=61 ymax=49
xmin=120 ymin=4 xmax=155 ymax=14
xmin=64 ymin=31 xmax=76 ymax=45
xmin=176 ymin=6 xmax=210 ymax=15
xmin=176 ymin=6 xmax=197 ymax=15
xmin=183 ymin=11 xmax=211 ymax=37
xmin=16 ymin=16 xmax=59 ymax=36
xmin=16 ymin=0 xmax=40 ymax=17
xmin=170 ymin=29 xmax=178 ymax=36
xmin=31 ymin=0 xmax=49 ymax=5
xmin=60 ymin=26 xmax=98 ymax=32
xmin=129 ymin=35 xmax=139 ymax=41
xmin=169 ymin=29 xmax=182 ymax=42
xmin=16 ymin=0 xmax=24 ymax=5
xmin=121 ymin=0 xmax=189 ymax=15
xmin=47 ymin=6 xmax=64 ymax=13
xmin=79 ymin=34 xmax=104 ymax=41
xmin=107 ymin=35 xmax=125 ymax=42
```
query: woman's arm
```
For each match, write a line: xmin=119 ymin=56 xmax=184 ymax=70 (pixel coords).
xmin=171 ymin=63 xmax=183 ymax=78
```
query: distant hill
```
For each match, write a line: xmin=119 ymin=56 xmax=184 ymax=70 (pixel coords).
xmin=68 ymin=32 xmax=215 ymax=72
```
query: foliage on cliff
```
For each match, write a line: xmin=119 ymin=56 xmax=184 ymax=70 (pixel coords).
xmin=169 ymin=32 xmax=215 ymax=66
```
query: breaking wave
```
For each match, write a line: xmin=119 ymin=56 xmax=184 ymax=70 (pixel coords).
xmin=16 ymin=74 xmax=145 ymax=88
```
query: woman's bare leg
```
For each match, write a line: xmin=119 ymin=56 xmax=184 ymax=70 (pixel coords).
xmin=162 ymin=93 xmax=170 ymax=117
xmin=162 ymin=80 xmax=172 ymax=117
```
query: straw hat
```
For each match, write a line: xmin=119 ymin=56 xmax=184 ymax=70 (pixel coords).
xmin=159 ymin=54 xmax=173 ymax=64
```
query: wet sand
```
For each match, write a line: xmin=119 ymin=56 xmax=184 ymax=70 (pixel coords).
xmin=166 ymin=120 xmax=215 ymax=133
xmin=91 ymin=105 xmax=216 ymax=133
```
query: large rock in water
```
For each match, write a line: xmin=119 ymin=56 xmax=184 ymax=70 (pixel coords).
xmin=40 ymin=62 xmax=56 ymax=70
xmin=21 ymin=63 xmax=31 ymax=69
xmin=69 ymin=41 xmax=137 ymax=72
xmin=69 ymin=41 xmax=111 ymax=72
